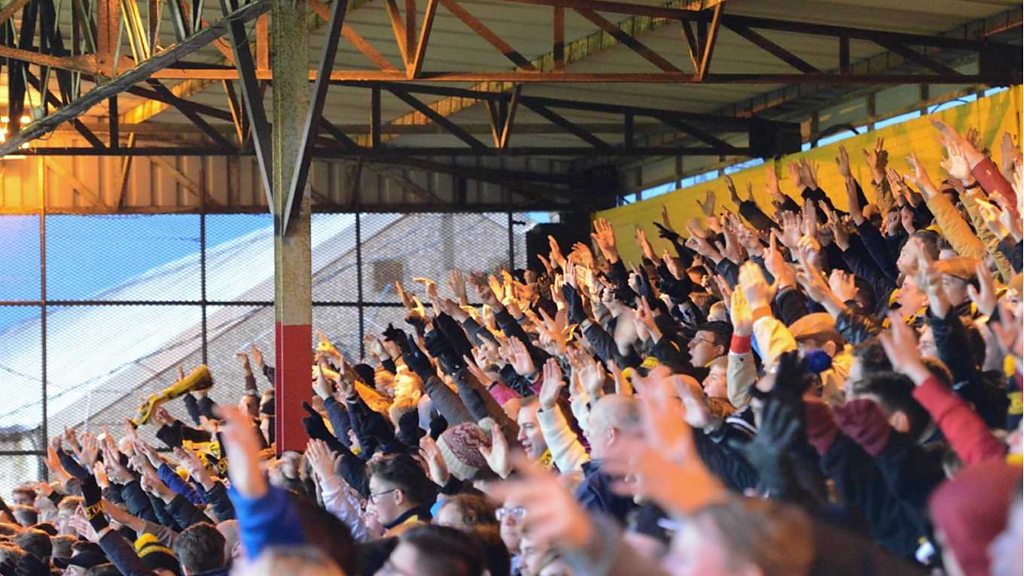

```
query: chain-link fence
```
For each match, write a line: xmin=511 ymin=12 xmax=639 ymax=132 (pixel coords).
xmin=0 ymin=210 xmax=535 ymax=498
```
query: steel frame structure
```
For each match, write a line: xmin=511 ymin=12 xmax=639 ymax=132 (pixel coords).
xmin=0 ymin=0 xmax=1017 ymax=159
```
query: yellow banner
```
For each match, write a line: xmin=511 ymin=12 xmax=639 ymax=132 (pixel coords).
xmin=598 ymin=86 xmax=1022 ymax=265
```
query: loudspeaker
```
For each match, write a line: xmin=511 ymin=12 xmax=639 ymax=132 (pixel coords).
xmin=749 ymin=119 xmax=802 ymax=158
xmin=980 ymin=44 xmax=1022 ymax=86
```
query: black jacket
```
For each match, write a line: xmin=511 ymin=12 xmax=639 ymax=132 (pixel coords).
xmin=574 ymin=461 xmax=638 ymax=525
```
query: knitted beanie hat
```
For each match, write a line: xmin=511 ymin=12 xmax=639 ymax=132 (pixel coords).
xmin=436 ymin=422 xmax=491 ymax=481
xmin=135 ymin=533 xmax=182 ymax=576
xmin=929 ymin=461 xmax=1022 ymax=576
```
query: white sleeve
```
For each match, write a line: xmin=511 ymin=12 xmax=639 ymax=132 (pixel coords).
xmin=320 ymin=476 xmax=371 ymax=542
xmin=537 ymin=405 xmax=590 ymax=474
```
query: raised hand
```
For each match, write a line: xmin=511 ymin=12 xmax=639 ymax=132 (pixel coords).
xmin=738 ymin=261 xmax=773 ymax=312
xmin=447 ymin=269 xmax=469 ymax=305
xmin=879 ymin=312 xmax=931 ymax=384
xmin=635 ymin=227 xmax=656 ymax=261
xmin=507 ymin=337 xmax=536 ymax=377
xmin=102 ymin=438 xmax=133 ymax=485
xmin=862 ymin=138 xmax=888 ymax=183
xmin=836 ymin=145 xmax=852 ymax=179
xmin=591 ymin=218 xmax=619 ymax=263
xmin=941 ymin=140 xmax=974 ymax=185
xmin=68 ymin=510 xmax=100 ymax=543
xmin=477 ymin=419 xmax=511 ymax=479
xmin=685 ymin=232 xmax=722 ymax=263
xmin=73 ymin=431 xmax=100 ymax=469
xmin=660 ymin=205 xmax=676 ymax=234
xmin=724 ymin=174 xmax=741 ymax=204
xmin=634 ymin=297 xmax=662 ymax=343
xmin=967 ymin=261 xmax=997 ymax=317
xmin=539 ymin=358 xmax=565 ymax=412
xmin=413 ymin=277 xmax=440 ymax=304
xmin=418 ymin=436 xmax=450 ymax=487
xmin=907 ymin=153 xmax=938 ymax=198
xmin=764 ymin=234 xmax=795 ymax=290
xmin=828 ymin=269 xmax=857 ymax=303
xmin=547 ymin=236 xmax=567 ymax=270
xmin=776 ymin=211 xmax=802 ymax=251
xmin=696 ymin=190 xmax=716 ymax=217
xmin=730 ymin=290 xmax=753 ymax=338
xmin=250 ymin=345 xmax=265 ymax=369
xmin=216 ymin=405 xmax=268 ymax=498
xmin=306 ymin=438 xmax=342 ymax=484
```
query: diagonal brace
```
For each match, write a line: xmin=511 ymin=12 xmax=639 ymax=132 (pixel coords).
xmin=282 ymin=0 xmax=351 ymax=234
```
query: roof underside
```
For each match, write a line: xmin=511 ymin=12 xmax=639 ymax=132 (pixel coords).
xmin=0 ymin=0 xmax=1019 ymax=210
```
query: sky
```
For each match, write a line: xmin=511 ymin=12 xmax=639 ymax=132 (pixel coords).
xmin=0 ymin=211 xmax=549 ymax=335
xmin=0 ymin=214 xmax=270 ymax=333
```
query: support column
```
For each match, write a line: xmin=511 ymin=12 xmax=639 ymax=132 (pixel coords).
xmin=272 ymin=0 xmax=311 ymax=454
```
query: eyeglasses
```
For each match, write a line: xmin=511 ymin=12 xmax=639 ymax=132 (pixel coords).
xmin=496 ymin=506 xmax=527 ymax=521
xmin=368 ymin=488 xmax=399 ymax=504
xmin=690 ymin=335 xmax=715 ymax=346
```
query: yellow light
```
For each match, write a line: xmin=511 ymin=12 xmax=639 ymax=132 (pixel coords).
xmin=1 ymin=116 xmax=8 ymax=123
xmin=20 ymin=115 xmax=30 ymax=124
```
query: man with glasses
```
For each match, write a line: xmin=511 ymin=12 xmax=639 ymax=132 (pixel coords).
xmin=366 ymin=454 xmax=435 ymax=538
xmin=687 ymin=321 xmax=733 ymax=381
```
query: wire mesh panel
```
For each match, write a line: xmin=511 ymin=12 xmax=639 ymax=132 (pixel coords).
xmin=45 ymin=215 xmax=201 ymax=301
xmin=0 ymin=215 xmax=41 ymax=300
xmin=0 ymin=455 xmax=42 ymax=505
xmin=313 ymin=306 xmax=362 ymax=360
xmin=0 ymin=305 xmax=43 ymax=452
xmin=206 ymin=215 xmax=275 ymax=302
xmin=358 ymin=213 xmax=514 ymax=306
xmin=44 ymin=305 xmax=203 ymax=445
xmin=0 ymin=209 xmax=525 ymax=464
xmin=311 ymin=214 xmax=359 ymax=304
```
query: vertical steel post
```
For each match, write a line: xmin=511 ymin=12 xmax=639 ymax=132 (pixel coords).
xmin=507 ymin=210 xmax=514 ymax=270
xmin=200 ymin=212 xmax=208 ymax=364
xmin=355 ymin=211 xmax=365 ymax=359
xmin=272 ymin=0 xmax=312 ymax=454
xmin=39 ymin=169 xmax=48 ymax=479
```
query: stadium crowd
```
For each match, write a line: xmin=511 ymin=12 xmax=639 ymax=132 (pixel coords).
xmin=1 ymin=119 xmax=1022 ymax=576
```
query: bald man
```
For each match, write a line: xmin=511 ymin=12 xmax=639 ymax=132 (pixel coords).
xmin=575 ymin=394 xmax=644 ymax=523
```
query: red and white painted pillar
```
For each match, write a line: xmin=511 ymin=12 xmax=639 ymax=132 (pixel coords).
xmin=271 ymin=0 xmax=311 ymax=455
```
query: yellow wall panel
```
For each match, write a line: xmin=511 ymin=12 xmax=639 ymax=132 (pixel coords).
xmin=599 ymin=86 xmax=1022 ymax=265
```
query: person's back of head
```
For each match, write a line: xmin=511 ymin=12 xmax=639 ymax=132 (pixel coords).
xmin=172 ymin=522 xmax=226 ymax=575
xmin=590 ymin=394 xmax=642 ymax=434
xmin=691 ymin=498 xmax=814 ymax=576
xmin=12 ymin=528 xmax=51 ymax=562
xmin=216 ymin=520 xmax=240 ymax=564
xmin=850 ymin=371 xmax=932 ymax=439
xmin=291 ymin=493 xmax=357 ymax=575
xmin=240 ymin=546 xmax=346 ymax=576
xmin=385 ymin=525 xmax=485 ymax=576
xmin=9 ymin=505 xmax=38 ymax=527
xmin=51 ymin=534 xmax=76 ymax=561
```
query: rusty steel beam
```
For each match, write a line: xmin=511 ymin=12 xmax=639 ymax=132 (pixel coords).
xmin=283 ymin=0 xmax=350 ymax=234
xmin=438 ymin=0 xmax=535 ymax=70
xmin=19 ymin=145 xmax=751 ymax=157
xmin=365 ymin=0 xmax=713 ymax=146
xmin=119 ymin=0 xmax=378 ymax=125
xmin=0 ymin=0 xmax=270 ymax=157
